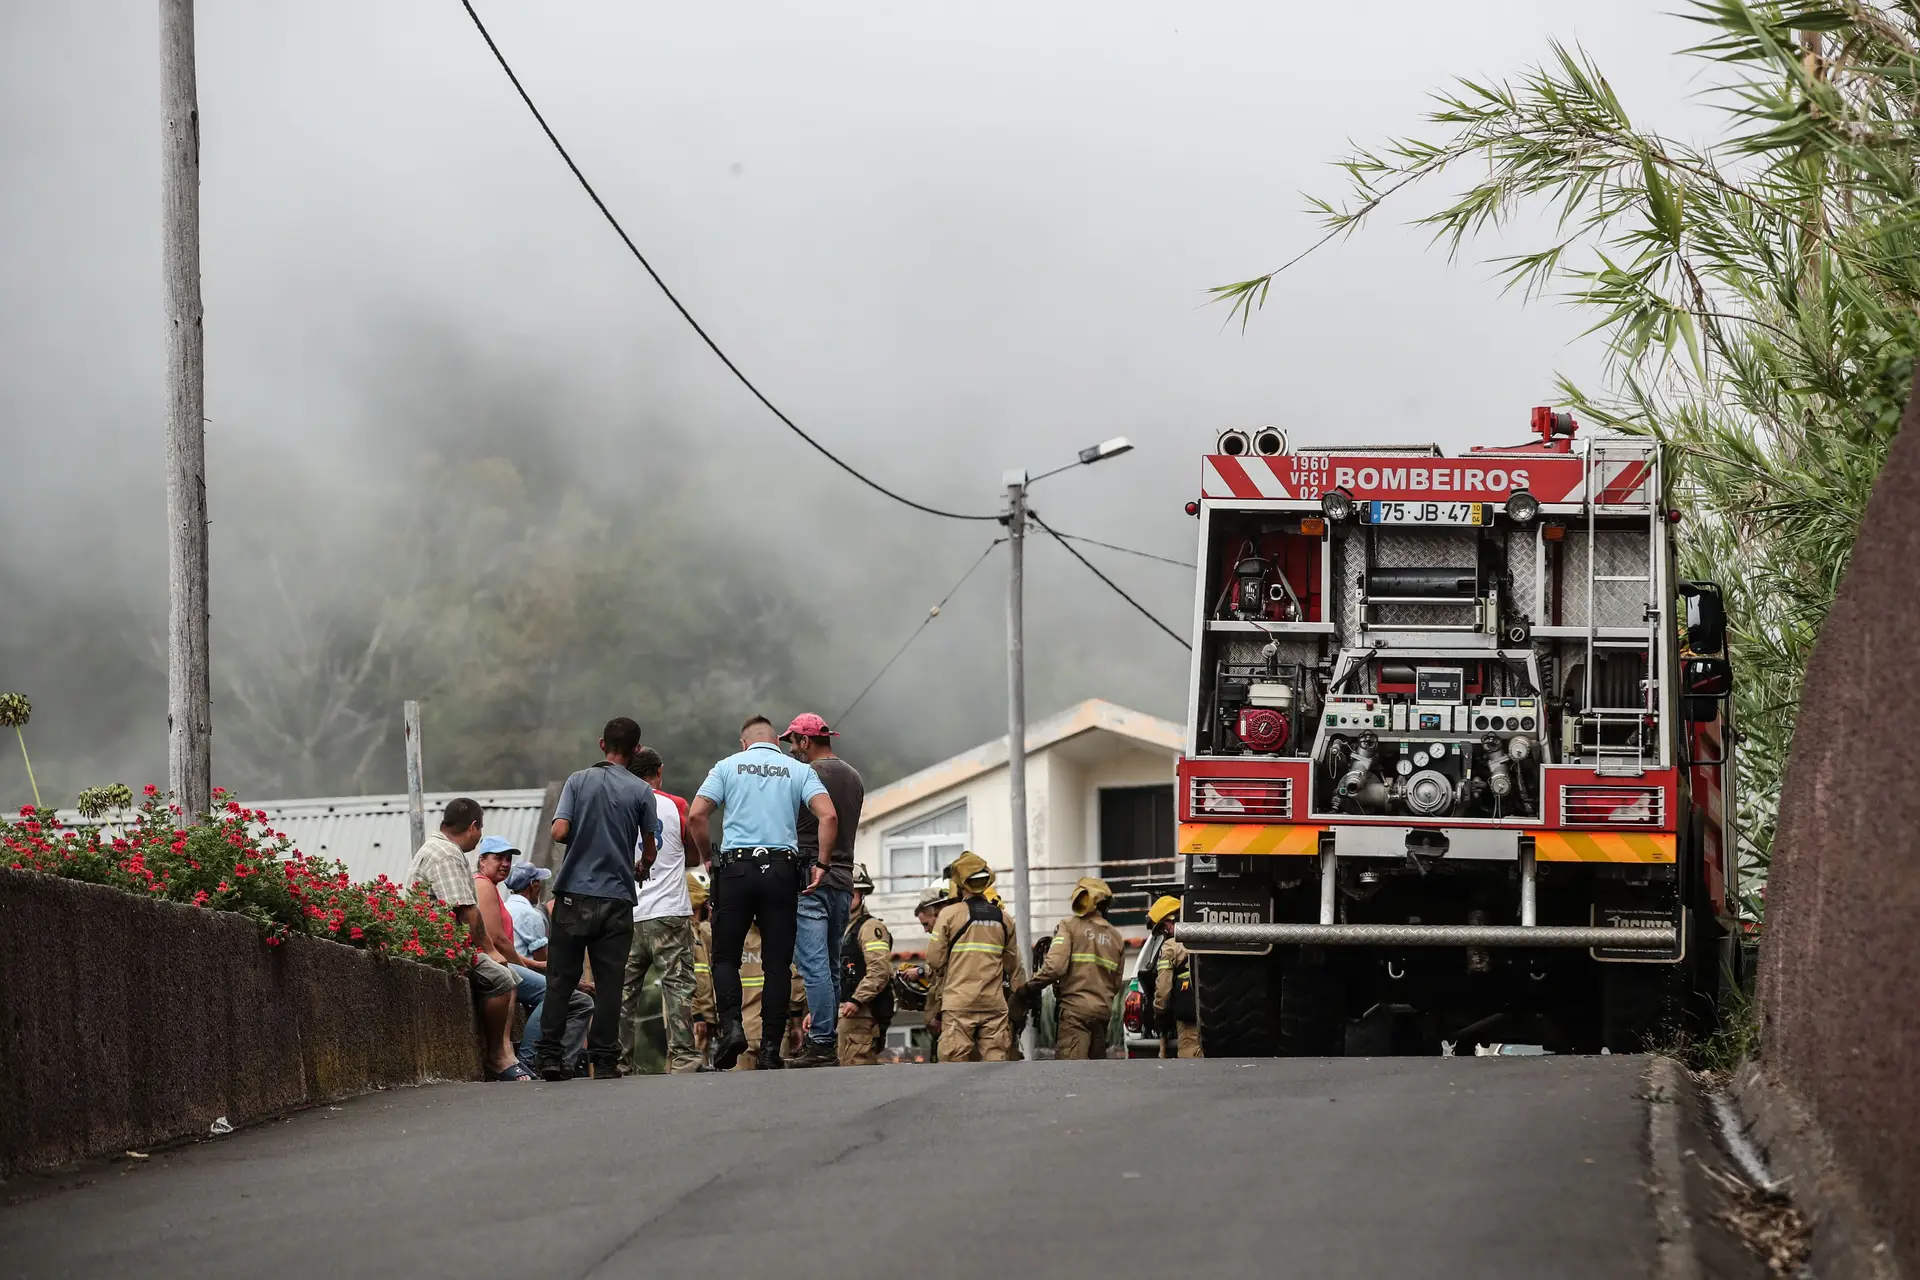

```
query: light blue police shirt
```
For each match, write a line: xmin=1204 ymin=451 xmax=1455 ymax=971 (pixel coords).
xmin=695 ymin=742 xmax=827 ymax=850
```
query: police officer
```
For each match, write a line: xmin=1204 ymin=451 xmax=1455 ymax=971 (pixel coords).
xmin=686 ymin=714 xmax=838 ymax=1072
xmin=1026 ymin=876 xmax=1125 ymax=1060
xmin=836 ymin=864 xmax=893 ymax=1066
xmin=1148 ymin=896 xmax=1201 ymax=1058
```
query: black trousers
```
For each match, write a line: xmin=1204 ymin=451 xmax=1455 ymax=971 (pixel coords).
xmin=710 ymin=855 xmax=800 ymax=1047
xmin=538 ymin=892 xmax=634 ymax=1064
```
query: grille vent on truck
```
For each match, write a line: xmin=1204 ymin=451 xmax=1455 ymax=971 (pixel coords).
xmin=1559 ymin=785 xmax=1664 ymax=826
xmin=1190 ymin=776 xmax=1294 ymax=820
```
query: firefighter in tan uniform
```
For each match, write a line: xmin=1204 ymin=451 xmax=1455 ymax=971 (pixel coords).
xmin=836 ymin=865 xmax=894 ymax=1065
xmin=1148 ymin=896 xmax=1201 ymax=1058
xmin=925 ymin=853 xmax=1024 ymax=1062
xmin=689 ymin=874 xmax=716 ymax=1061
xmin=1026 ymin=877 xmax=1125 ymax=1059
xmin=735 ymin=924 xmax=767 ymax=1071
xmin=902 ymin=882 xmax=950 ymax=1060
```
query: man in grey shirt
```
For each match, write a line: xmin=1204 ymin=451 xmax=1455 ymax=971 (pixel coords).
xmin=782 ymin=713 xmax=865 ymax=1068
xmin=536 ymin=716 xmax=660 ymax=1081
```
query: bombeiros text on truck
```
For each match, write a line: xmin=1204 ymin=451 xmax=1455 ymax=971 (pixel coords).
xmin=1166 ymin=411 xmax=1737 ymax=1054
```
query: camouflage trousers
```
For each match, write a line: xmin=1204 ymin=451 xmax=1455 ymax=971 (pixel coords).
xmin=620 ymin=914 xmax=699 ymax=1074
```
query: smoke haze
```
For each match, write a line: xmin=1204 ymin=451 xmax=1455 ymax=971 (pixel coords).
xmin=1 ymin=0 xmax=1711 ymax=806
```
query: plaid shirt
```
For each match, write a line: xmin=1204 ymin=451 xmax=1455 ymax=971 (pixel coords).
xmin=408 ymin=834 xmax=477 ymax=908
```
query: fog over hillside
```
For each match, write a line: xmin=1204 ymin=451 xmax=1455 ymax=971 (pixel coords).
xmin=0 ymin=0 xmax=1711 ymax=806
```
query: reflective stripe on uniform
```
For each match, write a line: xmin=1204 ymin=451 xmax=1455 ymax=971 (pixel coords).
xmin=1071 ymin=952 xmax=1120 ymax=971
xmin=951 ymin=941 xmax=1007 ymax=955
xmin=864 ymin=942 xmax=890 ymax=952
xmin=694 ymin=963 xmax=710 ymax=973
xmin=742 ymin=976 xmax=765 ymax=988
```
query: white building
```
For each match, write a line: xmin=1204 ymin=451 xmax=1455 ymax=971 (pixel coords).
xmin=853 ymin=698 xmax=1182 ymax=955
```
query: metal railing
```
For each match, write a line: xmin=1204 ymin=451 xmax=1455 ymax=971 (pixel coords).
xmin=872 ymin=856 xmax=1177 ymax=930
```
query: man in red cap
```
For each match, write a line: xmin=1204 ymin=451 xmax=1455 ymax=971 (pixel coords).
xmin=781 ymin=712 xmax=865 ymax=1067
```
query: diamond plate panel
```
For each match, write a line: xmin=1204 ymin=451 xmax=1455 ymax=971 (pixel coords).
xmin=1333 ymin=524 xmax=1365 ymax=645
xmin=1503 ymin=529 xmax=1537 ymax=624
xmin=1371 ymin=528 xmax=1479 ymax=569
xmin=1560 ymin=529 xmax=1652 ymax=628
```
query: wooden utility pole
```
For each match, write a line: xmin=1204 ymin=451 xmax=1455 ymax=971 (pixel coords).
xmin=162 ymin=0 xmax=212 ymax=815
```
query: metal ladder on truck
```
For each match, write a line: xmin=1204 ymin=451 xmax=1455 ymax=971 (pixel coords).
xmin=1581 ymin=440 xmax=1663 ymax=776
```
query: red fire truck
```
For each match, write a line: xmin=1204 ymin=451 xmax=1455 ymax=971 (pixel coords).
xmin=1169 ymin=410 xmax=1736 ymax=1055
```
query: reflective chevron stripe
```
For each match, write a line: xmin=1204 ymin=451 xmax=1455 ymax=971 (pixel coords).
xmin=1534 ymin=831 xmax=1675 ymax=863
xmin=1177 ymin=823 xmax=1325 ymax=856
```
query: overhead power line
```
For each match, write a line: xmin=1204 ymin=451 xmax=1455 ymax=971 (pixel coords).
xmin=454 ymin=0 xmax=997 ymax=523
xmin=835 ymin=539 xmax=1005 ymax=728
xmin=1054 ymin=532 xmax=1194 ymax=570
xmin=1028 ymin=514 xmax=1191 ymax=650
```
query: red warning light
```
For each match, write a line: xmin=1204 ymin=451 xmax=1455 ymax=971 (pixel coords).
xmin=1184 ymin=501 xmax=1200 ymax=517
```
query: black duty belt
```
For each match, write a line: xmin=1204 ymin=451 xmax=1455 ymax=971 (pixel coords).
xmin=714 ymin=846 xmax=799 ymax=870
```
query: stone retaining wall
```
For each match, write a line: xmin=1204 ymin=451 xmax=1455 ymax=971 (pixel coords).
xmin=1760 ymin=373 xmax=1920 ymax=1274
xmin=0 ymin=869 xmax=478 ymax=1179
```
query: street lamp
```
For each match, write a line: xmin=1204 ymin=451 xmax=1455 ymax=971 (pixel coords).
xmin=1003 ymin=435 xmax=1135 ymax=1059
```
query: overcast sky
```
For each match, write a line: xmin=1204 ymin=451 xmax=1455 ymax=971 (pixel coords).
xmin=0 ymin=1 xmax=1719 ymax=799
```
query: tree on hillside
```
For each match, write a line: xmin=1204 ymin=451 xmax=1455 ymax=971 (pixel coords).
xmin=1216 ymin=0 xmax=1920 ymax=916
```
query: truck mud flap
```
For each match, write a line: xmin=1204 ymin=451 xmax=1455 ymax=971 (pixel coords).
xmin=1181 ymin=881 xmax=1274 ymax=956
xmin=1590 ymin=906 xmax=1686 ymax=964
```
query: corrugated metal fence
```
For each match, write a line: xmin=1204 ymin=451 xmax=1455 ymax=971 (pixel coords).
xmin=46 ymin=789 xmax=550 ymax=887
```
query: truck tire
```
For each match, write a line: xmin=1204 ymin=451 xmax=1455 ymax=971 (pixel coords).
xmin=1196 ymin=953 xmax=1278 ymax=1057
xmin=1277 ymin=947 xmax=1343 ymax=1057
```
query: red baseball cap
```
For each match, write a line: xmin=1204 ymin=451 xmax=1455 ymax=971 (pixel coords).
xmin=780 ymin=713 xmax=839 ymax=740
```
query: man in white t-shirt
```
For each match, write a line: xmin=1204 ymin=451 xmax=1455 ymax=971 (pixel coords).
xmin=619 ymin=747 xmax=702 ymax=1074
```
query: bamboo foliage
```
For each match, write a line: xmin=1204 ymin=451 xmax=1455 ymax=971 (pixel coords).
xmin=1217 ymin=2 xmax=1920 ymax=917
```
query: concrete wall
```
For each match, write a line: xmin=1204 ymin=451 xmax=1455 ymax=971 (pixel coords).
xmin=1760 ymin=381 xmax=1920 ymax=1273
xmin=0 ymin=870 xmax=479 ymax=1180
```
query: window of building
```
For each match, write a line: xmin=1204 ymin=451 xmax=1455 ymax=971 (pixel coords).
xmin=1098 ymin=784 xmax=1175 ymax=925
xmin=883 ymin=801 xmax=968 ymax=891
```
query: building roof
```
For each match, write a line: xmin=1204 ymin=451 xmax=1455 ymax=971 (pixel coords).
xmin=46 ymin=789 xmax=550 ymax=888
xmin=864 ymin=698 xmax=1181 ymax=823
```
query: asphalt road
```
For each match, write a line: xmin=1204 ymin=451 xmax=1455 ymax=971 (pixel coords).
xmin=2 ymin=1055 xmax=1662 ymax=1279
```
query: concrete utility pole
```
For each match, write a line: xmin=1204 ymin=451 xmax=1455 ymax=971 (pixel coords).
xmin=1002 ymin=438 xmax=1133 ymax=1060
xmin=162 ymin=0 xmax=212 ymax=816
xmin=1003 ymin=470 xmax=1035 ymax=1061
xmin=404 ymin=701 xmax=425 ymax=855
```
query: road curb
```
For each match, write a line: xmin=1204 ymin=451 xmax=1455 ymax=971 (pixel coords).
xmin=1646 ymin=1056 xmax=1705 ymax=1280
xmin=1729 ymin=1063 xmax=1903 ymax=1280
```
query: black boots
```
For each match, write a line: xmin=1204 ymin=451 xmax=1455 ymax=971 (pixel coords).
xmin=711 ymin=1019 xmax=749 ymax=1072
xmin=788 ymin=1039 xmax=837 ymax=1069
xmin=755 ymin=1042 xmax=786 ymax=1070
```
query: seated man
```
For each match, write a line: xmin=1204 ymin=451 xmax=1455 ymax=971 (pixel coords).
xmin=497 ymin=854 xmax=592 ymax=1072
xmin=407 ymin=799 xmax=522 ymax=1081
